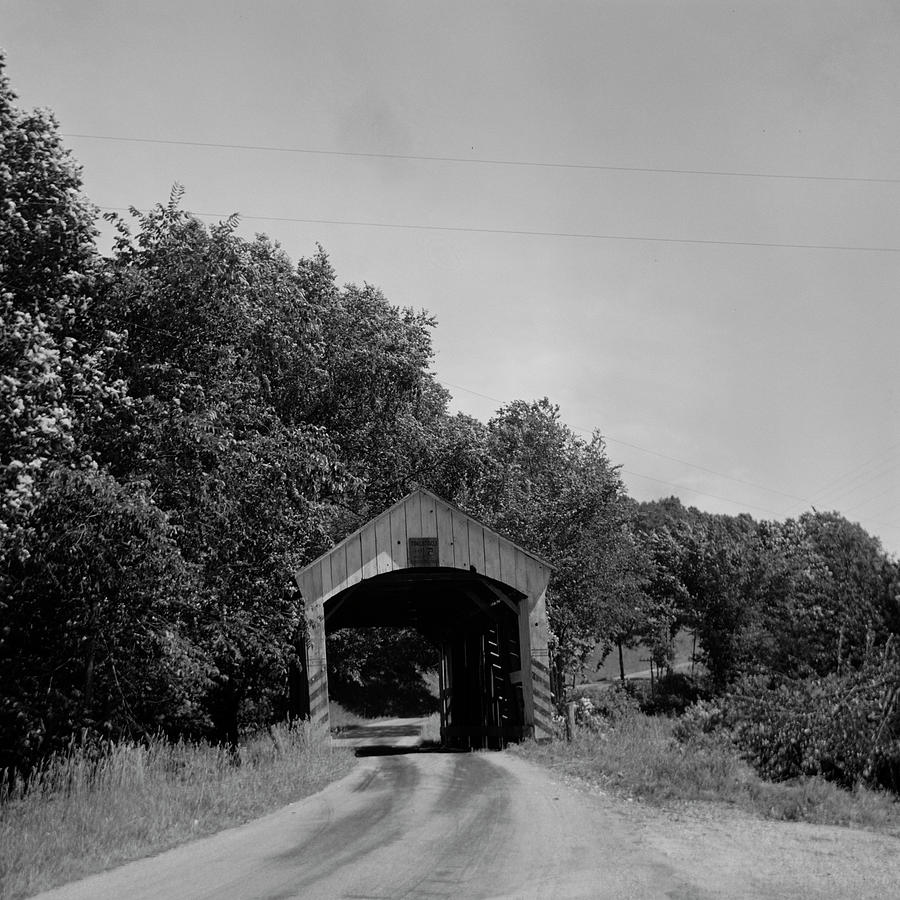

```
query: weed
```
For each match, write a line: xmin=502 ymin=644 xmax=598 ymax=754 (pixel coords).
xmin=0 ymin=721 xmax=355 ymax=900
xmin=513 ymin=711 xmax=900 ymax=835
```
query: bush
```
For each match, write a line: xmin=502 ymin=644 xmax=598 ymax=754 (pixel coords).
xmin=639 ymin=672 xmax=704 ymax=716
xmin=570 ymin=683 xmax=640 ymax=730
xmin=0 ymin=723 xmax=354 ymax=899
xmin=724 ymin=652 xmax=900 ymax=791
xmin=672 ymin=698 xmax=728 ymax=745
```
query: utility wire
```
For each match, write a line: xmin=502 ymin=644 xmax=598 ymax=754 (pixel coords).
xmin=442 ymin=380 xmax=802 ymax=508
xmin=96 ymin=206 xmax=900 ymax=254
xmin=781 ymin=443 xmax=900 ymax=515
xmin=63 ymin=132 xmax=900 ymax=186
xmin=622 ymin=469 xmax=783 ymax=516
xmin=819 ymin=458 xmax=900 ymax=509
xmin=443 ymin=379 xmax=900 ymax=530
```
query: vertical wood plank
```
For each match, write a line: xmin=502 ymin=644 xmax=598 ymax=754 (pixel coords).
xmin=375 ymin=512 xmax=393 ymax=574
xmin=320 ymin=556 xmax=333 ymax=600
xmin=420 ymin=493 xmax=438 ymax=538
xmin=360 ymin=523 xmax=378 ymax=579
xmin=499 ymin=538 xmax=516 ymax=589
xmin=307 ymin=558 xmax=323 ymax=605
xmin=483 ymin=531 xmax=502 ymax=581
xmin=451 ymin=509 xmax=470 ymax=569
xmin=331 ymin=541 xmax=348 ymax=593
xmin=296 ymin=569 xmax=311 ymax=602
xmin=404 ymin=491 xmax=423 ymax=540
xmin=345 ymin=532 xmax=363 ymax=587
xmin=390 ymin=503 xmax=408 ymax=569
xmin=514 ymin=548 xmax=528 ymax=598
xmin=468 ymin=521 xmax=486 ymax=574
xmin=436 ymin=501 xmax=453 ymax=567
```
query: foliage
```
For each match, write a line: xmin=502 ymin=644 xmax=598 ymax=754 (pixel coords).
xmin=468 ymin=399 xmax=650 ymax=694
xmin=0 ymin=468 xmax=204 ymax=770
xmin=0 ymin=53 xmax=128 ymax=535
xmin=93 ymin=201 xmax=354 ymax=742
xmin=0 ymin=56 xmax=96 ymax=320
xmin=671 ymin=698 xmax=728 ymax=746
xmin=0 ymin=56 xmax=197 ymax=769
xmin=725 ymin=642 xmax=900 ymax=791
xmin=301 ymin=253 xmax=449 ymax=513
xmin=571 ymin=684 xmax=640 ymax=730
xmin=0 ymin=722 xmax=353 ymax=900
xmin=326 ymin=627 xmax=439 ymax=718
xmin=516 ymin=712 xmax=900 ymax=833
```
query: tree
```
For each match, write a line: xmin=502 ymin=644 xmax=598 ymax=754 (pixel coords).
xmin=0 ymin=53 xmax=127 ymax=535
xmin=0 ymin=469 xmax=203 ymax=770
xmin=467 ymin=399 xmax=648 ymax=696
xmin=1 ymin=57 xmax=203 ymax=767
xmin=300 ymin=250 xmax=454 ymax=519
xmin=94 ymin=201 xmax=349 ymax=742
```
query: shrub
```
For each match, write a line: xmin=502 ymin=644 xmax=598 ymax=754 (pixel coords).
xmin=571 ymin=683 xmax=640 ymax=729
xmin=724 ymin=649 xmax=900 ymax=791
xmin=641 ymin=672 xmax=704 ymax=715
xmin=0 ymin=722 xmax=354 ymax=899
xmin=672 ymin=698 xmax=728 ymax=744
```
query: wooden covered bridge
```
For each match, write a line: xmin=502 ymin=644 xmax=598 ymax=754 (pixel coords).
xmin=293 ymin=489 xmax=555 ymax=747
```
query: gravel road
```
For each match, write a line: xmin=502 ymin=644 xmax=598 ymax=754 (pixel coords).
xmin=35 ymin=720 xmax=900 ymax=899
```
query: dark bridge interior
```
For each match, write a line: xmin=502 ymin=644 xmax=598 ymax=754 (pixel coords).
xmin=324 ymin=568 xmax=527 ymax=749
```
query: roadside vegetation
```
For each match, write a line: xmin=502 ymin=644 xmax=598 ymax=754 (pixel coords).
xmin=515 ymin=685 xmax=900 ymax=836
xmin=0 ymin=721 xmax=353 ymax=900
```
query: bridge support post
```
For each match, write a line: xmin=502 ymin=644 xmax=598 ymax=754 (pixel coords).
xmin=305 ymin=601 xmax=330 ymax=732
xmin=519 ymin=586 xmax=554 ymax=740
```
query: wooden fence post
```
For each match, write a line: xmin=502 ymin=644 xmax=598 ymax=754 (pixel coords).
xmin=565 ymin=700 xmax=576 ymax=742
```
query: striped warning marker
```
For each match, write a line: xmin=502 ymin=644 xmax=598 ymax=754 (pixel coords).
xmin=530 ymin=656 xmax=555 ymax=737
xmin=307 ymin=658 xmax=330 ymax=728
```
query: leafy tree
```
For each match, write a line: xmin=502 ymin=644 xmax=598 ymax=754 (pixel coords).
xmin=1 ymin=56 xmax=201 ymax=766
xmin=0 ymin=55 xmax=96 ymax=320
xmin=468 ymin=399 xmax=649 ymax=696
xmin=300 ymin=250 xmax=457 ymax=520
xmin=326 ymin=627 xmax=439 ymax=718
xmin=94 ymin=201 xmax=348 ymax=742
xmin=0 ymin=53 xmax=127 ymax=534
xmin=0 ymin=469 xmax=203 ymax=770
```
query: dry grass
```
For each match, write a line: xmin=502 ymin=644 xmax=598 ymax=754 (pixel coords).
xmin=328 ymin=700 xmax=396 ymax=733
xmin=0 ymin=721 xmax=355 ymax=900
xmin=513 ymin=712 xmax=900 ymax=836
xmin=419 ymin=713 xmax=441 ymax=745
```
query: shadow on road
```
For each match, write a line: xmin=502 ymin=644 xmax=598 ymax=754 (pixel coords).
xmin=353 ymin=743 xmax=466 ymax=757
xmin=335 ymin=724 xmax=422 ymax=740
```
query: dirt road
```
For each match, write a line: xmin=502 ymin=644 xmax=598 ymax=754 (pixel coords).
xmin=36 ymin=721 xmax=900 ymax=899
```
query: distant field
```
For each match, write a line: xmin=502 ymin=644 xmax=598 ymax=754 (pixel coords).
xmin=579 ymin=630 xmax=696 ymax=683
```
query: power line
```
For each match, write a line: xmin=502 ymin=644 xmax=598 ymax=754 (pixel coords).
xmin=781 ymin=442 xmax=900 ymax=515
xmin=442 ymin=380 xmax=798 ymax=509
xmin=63 ymin=132 xmax=900 ymax=186
xmin=443 ymin=379 xmax=899 ymax=530
xmin=820 ymin=458 xmax=900 ymax=510
xmin=622 ymin=469 xmax=783 ymax=516
xmin=96 ymin=206 xmax=900 ymax=254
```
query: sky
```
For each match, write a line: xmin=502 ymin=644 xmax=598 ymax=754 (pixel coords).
xmin=2 ymin=0 xmax=898 ymax=554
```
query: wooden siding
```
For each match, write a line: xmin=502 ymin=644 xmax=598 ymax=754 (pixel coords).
xmin=295 ymin=488 xmax=552 ymax=606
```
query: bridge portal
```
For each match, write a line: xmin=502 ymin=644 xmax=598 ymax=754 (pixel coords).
xmin=293 ymin=489 xmax=554 ymax=747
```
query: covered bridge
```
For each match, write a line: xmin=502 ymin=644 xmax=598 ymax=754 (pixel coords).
xmin=293 ymin=488 xmax=555 ymax=747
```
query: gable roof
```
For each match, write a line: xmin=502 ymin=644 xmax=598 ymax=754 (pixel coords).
xmin=294 ymin=488 xmax=553 ymax=605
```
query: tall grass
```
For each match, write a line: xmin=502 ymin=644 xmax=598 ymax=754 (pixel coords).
xmin=514 ymin=712 xmax=900 ymax=835
xmin=0 ymin=721 xmax=355 ymax=900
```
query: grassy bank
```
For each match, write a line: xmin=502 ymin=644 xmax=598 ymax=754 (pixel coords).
xmin=513 ymin=712 xmax=900 ymax=835
xmin=0 ymin=721 xmax=355 ymax=900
